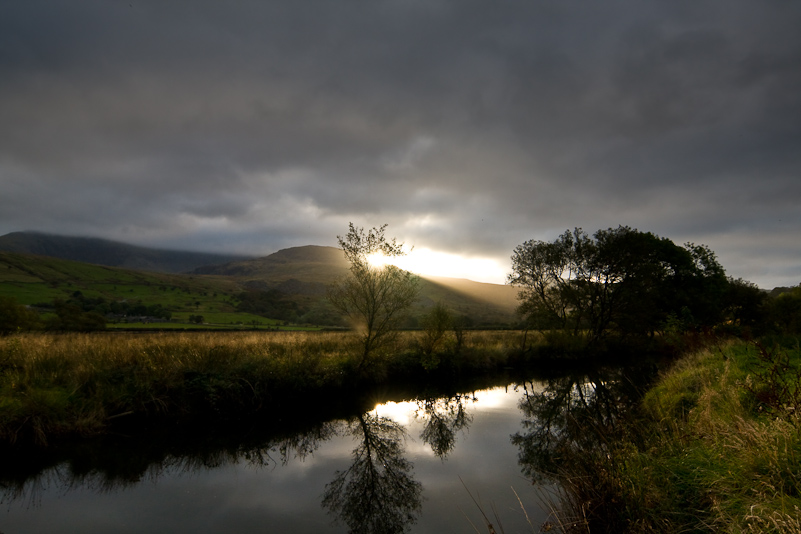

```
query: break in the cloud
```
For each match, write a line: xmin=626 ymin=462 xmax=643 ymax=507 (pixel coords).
xmin=0 ymin=1 xmax=799 ymax=287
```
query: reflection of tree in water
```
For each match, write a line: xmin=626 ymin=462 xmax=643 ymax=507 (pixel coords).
xmin=0 ymin=421 xmax=339 ymax=505
xmin=512 ymin=365 xmax=655 ymax=481
xmin=270 ymin=421 xmax=340 ymax=466
xmin=322 ymin=413 xmax=422 ymax=534
xmin=416 ymin=393 xmax=475 ymax=458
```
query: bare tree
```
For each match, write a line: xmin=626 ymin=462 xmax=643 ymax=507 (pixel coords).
xmin=328 ymin=224 xmax=420 ymax=370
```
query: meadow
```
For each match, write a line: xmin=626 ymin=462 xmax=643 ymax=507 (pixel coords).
xmin=0 ymin=251 xmax=340 ymax=332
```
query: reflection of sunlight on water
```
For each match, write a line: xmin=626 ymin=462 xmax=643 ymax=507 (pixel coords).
xmin=471 ymin=387 xmax=513 ymax=410
xmin=372 ymin=386 xmax=519 ymax=426
xmin=372 ymin=401 xmax=416 ymax=426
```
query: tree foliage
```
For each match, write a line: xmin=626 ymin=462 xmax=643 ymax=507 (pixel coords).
xmin=722 ymin=277 xmax=770 ymax=335
xmin=45 ymin=299 xmax=107 ymax=332
xmin=39 ymin=292 xmax=172 ymax=322
xmin=235 ymin=289 xmax=302 ymax=322
xmin=328 ymin=224 xmax=420 ymax=368
xmin=508 ymin=226 xmax=728 ymax=341
xmin=0 ymin=296 xmax=41 ymax=335
xmin=771 ymin=284 xmax=801 ymax=334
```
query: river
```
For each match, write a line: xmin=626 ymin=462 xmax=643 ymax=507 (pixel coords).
xmin=2 ymin=367 xmax=647 ymax=534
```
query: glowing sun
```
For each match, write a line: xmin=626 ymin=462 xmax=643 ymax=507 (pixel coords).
xmin=367 ymin=247 xmax=506 ymax=284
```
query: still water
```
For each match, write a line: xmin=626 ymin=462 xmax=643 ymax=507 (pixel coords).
xmin=2 ymin=380 xmax=569 ymax=534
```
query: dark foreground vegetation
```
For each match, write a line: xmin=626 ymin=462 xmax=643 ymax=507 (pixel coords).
xmin=0 ymin=330 xmax=536 ymax=447
xmin=527 ymin=335 xmax=801 ymax=534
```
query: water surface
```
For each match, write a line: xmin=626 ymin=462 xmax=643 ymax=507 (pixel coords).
xmin=3 ymin=381 xmax=570 ymax=533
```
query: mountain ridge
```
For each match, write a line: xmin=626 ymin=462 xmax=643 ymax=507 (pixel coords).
xmin=0 ymin=231 xmax=253 ymax=274
xmin=192 ymin=245 xmax=348 ymax=282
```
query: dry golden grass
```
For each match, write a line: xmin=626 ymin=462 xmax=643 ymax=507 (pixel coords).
xmin=0 ymin=329 xmax=528 ymax=446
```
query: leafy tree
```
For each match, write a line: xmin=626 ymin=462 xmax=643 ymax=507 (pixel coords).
xmin=512 ymin=369 xmax=647 ymax=482
xmin=450 ymin=314 xmax=472 ymax=356
xmin=328 ymin=224 xmax=420 ymax=369
xmin=416 ymin=394 xmax=474 ymax=458
xmin=299 ymin=302 xmax=346 ymax=327
xmin=508 ymin=226 xmax=727 ymax=342
xmin=722 ymin=277 xmax=770 ymax=335
xmin=45 ymin=300 xmax=106 ymax=331
xmin=771 ymin=284 xmax=801 ymax=334
xmin=0 ymin=296 xmax=41 ymax=334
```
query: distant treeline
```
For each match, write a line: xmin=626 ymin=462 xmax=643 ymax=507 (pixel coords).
xmin=42 ymin=291 xmax=173 ymax=320
xmin=0 ymin=291 xmax=173 ymax=333
xmin=235 ymin=289 xmax=305 ymax=322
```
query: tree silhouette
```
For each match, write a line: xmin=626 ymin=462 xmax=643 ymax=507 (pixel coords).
xmin=328 ymin=224 xmax=420 ymax=370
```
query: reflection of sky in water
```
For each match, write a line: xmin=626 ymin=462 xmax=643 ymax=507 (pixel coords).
xmin=2 ymin=385 xmax=553 ymax=533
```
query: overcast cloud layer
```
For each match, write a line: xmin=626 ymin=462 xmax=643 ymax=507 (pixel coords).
xmin=1 ymin=1 xmax=799 ymax=288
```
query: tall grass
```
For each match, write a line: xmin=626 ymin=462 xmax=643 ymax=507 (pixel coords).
xmin=0 ymin=330 xmax=527 ymax=446
xmin=0 ymin=332 xmax=352 ymax=445
xmin=546 ymin=337 xmax=801 ymax=533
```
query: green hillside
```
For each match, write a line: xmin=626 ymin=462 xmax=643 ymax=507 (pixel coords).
xmin=192 ymin=245 xmax=349 ymax=282
xmin=0 ymin=252 xmax=277 ymax=329
xmin=195 ymin=245 xmax=519 ymax=325
xmin=0 ymin=246 xmax=519 ymax=330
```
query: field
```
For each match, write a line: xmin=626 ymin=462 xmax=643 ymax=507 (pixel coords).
xmin=0 ymin=251 xmax=240 ymax=305
xmin=0 ymin=251 xmax=325 ymax=330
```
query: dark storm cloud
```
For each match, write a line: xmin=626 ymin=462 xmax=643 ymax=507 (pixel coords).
xmin=0 ymin=0 xmax=799 ymax=286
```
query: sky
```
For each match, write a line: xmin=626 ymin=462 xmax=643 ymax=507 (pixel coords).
xmin=1 ymin=1 xmax=799 ymax=288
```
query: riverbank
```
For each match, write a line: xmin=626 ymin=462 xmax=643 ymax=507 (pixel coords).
xmin=549 ymin=335 xmax=801 ymax=533
xmin=0 ymin=330 xmax=546 ymax=447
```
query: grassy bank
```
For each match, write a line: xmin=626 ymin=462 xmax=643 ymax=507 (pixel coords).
xmin=0 ymin=330 xmax=529 ymax=447
xmin=549 ymin=336 xmax=801 ymax=533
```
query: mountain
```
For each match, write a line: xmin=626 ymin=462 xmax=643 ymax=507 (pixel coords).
xmin=0 ymin=232 xmax=252 ymax=274
xmin=197 ymin=245 xmax=519 ymax=324
xmin=193 ymin=245 xmax=349 ymax=283
xmin=0 ymin=232 xmax=520 ymax=325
